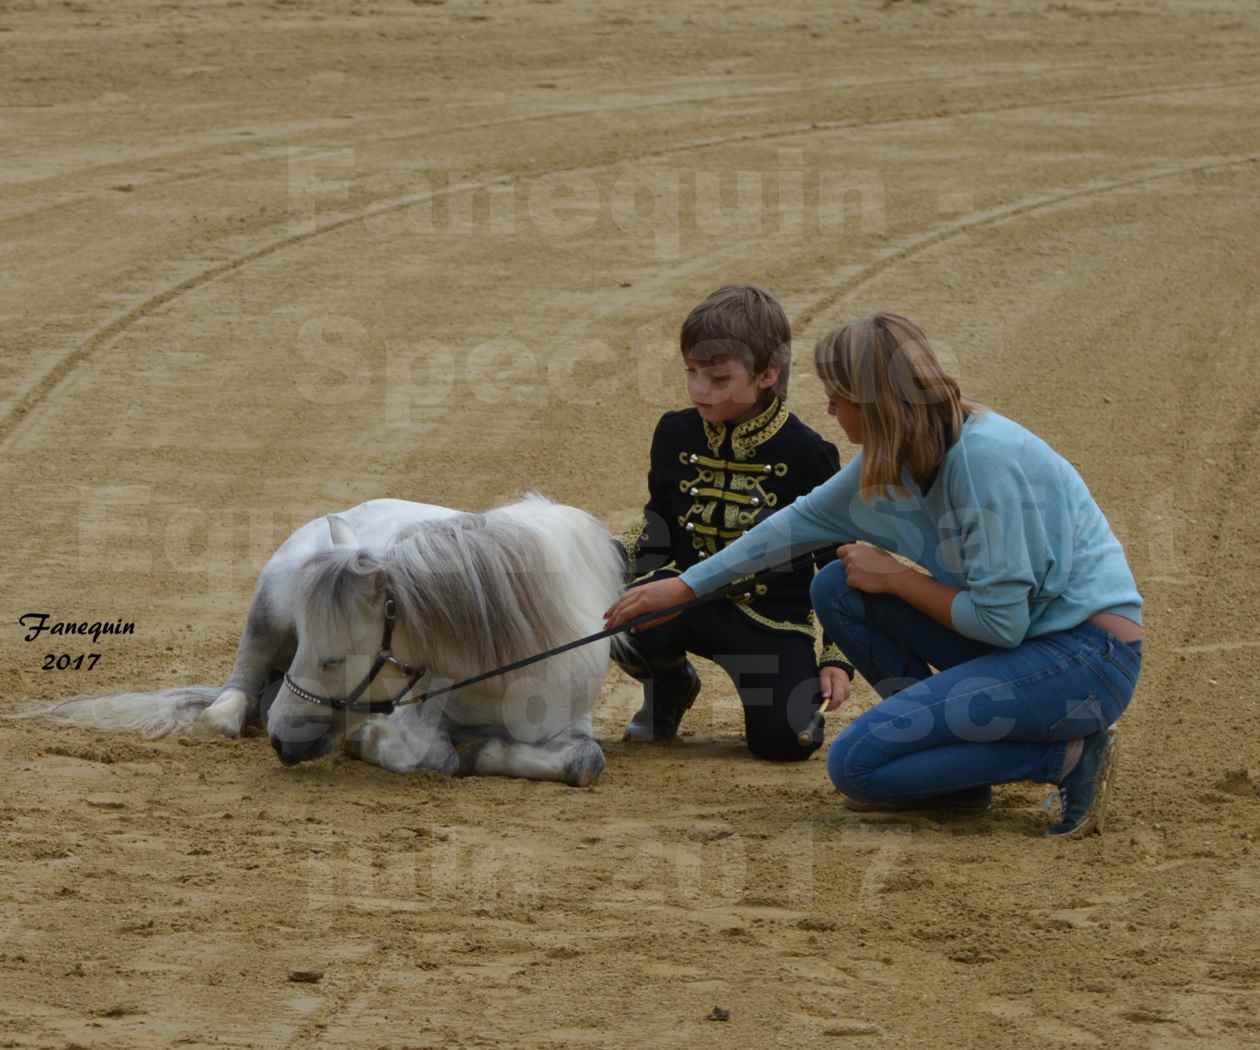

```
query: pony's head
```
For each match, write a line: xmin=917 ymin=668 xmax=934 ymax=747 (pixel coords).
xmin=267 ymin=516 xmax=425 ymax=765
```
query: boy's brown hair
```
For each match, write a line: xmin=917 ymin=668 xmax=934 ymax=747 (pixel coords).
xmin=680 ymin=284 xmax=791 ymax=402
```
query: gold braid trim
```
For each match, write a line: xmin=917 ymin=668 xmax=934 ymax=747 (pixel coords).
xmin=820 ymin=642 xmax=848 ymax=665
xmin=686 ymin=453 xmax=774 ymax=473
xmin=687 ymin=523 xmax=747 ymax=539
xmin=703 ymin=420 xmax=726 ymax=455
xmin=619 ymin=516 xmax=647 ymax=556
xmin=730 ymin=602 xmax=815 ymax=639
xmin=731 ymin=397 xmax=789 ymax=460
xmin=687 ymin=487 xmax=762 ymax=506
xmin=632 ymin=562 xmax=677 ymax=585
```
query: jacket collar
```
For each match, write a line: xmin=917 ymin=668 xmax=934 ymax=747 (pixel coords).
xmin=703 ymin=396 xmax=787 ymax=458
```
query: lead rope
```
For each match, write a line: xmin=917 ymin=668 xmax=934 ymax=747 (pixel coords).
xmin=406 ymin=546 xmax=836 ymax=708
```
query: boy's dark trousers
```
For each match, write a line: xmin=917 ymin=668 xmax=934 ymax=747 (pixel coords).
xmin=616 ymin=600 xmax=824 ymax=762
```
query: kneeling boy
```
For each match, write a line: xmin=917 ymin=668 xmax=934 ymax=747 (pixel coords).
xmin=616 ymin=284 xmax=853 ymax=761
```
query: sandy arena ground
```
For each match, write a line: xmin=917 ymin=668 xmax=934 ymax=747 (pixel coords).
xmin=2 ymin=0 xmax=1259 ymax=1046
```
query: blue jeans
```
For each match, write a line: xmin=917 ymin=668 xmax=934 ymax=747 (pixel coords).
xmin=810 ymin=561 xmax=1143 ymax=801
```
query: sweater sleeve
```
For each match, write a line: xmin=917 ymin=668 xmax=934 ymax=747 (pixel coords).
xmin=807 ymin=440 xmax=853 ymax=676
xmin=946 ymin=446 xmax=1038 ymax=648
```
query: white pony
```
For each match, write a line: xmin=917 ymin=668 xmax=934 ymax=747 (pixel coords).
xmin=20 ymin=495 xmax=627 ymax=786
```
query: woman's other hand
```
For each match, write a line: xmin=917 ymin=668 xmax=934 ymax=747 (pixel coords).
xmin=837 ymin=542 xmax=911 ymax=595
xmin=604 ymin=577 xmax=696 ymax=631
xmin=819 ymin=665 xmax=851 ymax=712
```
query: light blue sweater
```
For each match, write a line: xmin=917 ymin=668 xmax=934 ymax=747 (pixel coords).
xmin=680 ymin=410 xmax=1142 ymax=649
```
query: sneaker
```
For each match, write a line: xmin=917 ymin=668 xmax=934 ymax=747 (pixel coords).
xmin=1044 ymin=728 xmax=1120 ymax=838
xmin=623 ymin=662 xmax=701 ymax=743
xmin=842 ymin=785 xmax=993 ymax=814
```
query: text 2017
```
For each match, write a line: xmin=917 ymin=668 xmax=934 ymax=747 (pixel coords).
xmin=42 ymin=653 xmax=101 ymax=671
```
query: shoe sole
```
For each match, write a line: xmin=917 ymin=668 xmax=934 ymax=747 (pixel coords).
xmin=1052 ymin=728 xmax=1120 ymax=839
xmin=843 ymin=792 xmax=993 ymax=815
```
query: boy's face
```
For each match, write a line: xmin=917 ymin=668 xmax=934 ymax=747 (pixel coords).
xmin=684 ymin=353 xmax=778 ymax=426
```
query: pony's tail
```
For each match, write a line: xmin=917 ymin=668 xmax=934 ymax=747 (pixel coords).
xmin=3 ymin=686 xmax=219 ymax=739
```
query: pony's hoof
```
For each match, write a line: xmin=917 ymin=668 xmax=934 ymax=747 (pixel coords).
xmin=434 ymin=748 xmax=461 ymax=777
xmin=564 ymin=738 xmax=605 ymax=787
xmin=343 ymin=726 xmax=371 ymax=761
xmin=201 ymin=690 xmax=248 ymax=738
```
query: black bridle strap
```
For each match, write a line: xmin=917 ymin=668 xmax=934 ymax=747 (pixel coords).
xmin=282 ymin=593 xmax=429 ymax=715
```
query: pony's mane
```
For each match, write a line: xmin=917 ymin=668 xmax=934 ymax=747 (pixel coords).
xmin=298 ymin=546 xmax=385 ymax=633
xmin=297 ymin=499 xmax=607 ymax=680
xmin=382 ymin=510 xmax=583 ymax=677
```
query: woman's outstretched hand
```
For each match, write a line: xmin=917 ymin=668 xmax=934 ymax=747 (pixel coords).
xmin=837 ymin=542 xmax=911 ymax=595
xmin=604 ymin=577 xmax=696 ymax=632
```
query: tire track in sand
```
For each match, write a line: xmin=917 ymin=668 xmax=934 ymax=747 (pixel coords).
xmin=3 ymin=78 xmax=1259 ymax=455
xmin=5 ymin=55 xmax=1255 ymax=228
xmin=793 ymin=153 xmax=1260 ymax=328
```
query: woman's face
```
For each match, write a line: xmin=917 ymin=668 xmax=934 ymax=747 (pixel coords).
xmin=827 ymin=393 xmax=864 ymax=444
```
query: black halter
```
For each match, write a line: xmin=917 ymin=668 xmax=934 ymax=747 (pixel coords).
xmin=282 ymin=593 xmax=428 ymax=716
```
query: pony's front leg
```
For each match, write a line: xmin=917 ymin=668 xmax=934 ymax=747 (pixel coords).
xmin=201 ymin=688 xmax=254 ymax=738
xmin=461 ymin=731 xmax=606 ymax=787
xmin=345 ymin=706 xmax=460 ymax=776
xmin=204 ymin=584 xmax=293 ymax=738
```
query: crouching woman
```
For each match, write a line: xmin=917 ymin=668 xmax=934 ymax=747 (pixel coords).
xmin=605 ymin=312 xmax=1143 ymax=837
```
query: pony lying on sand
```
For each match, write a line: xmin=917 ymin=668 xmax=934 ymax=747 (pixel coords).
xmin=18 ymin=495 xmax=626 ymax=786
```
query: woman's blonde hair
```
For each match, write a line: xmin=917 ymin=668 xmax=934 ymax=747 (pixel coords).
xmin=814 ymin=313 xmax=979 ymax=501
